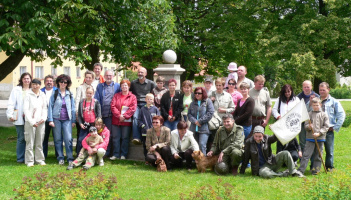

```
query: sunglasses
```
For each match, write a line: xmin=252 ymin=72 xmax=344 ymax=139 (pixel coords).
xmin=60 ymin=81 xmax=68 ymax=84
xmin=194 ymin=92 xmax=203 ymax=95
xmin=228 ymin=83 xmax=235 ymax=85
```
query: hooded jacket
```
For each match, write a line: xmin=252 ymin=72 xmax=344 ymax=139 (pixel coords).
xmin=23 ymin=89 xmax=47 ymax=126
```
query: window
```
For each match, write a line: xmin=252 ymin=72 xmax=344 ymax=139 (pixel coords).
xmin=20 ymin=66 xmax=26 ymax=75
xmin=35 ymin=66 xmax=44 ymax=79
xmin=104 ymin=67 xmax=108 ymax=72
xmin=51 ymin=65 xmax=57 ymax=76
xmin=111 ymin=67 xmax=115 ymax=75
xmin=76 ymin=67 xmax=81 ymax=78
xmin=64 ymin=67 xmax=70 ymax=76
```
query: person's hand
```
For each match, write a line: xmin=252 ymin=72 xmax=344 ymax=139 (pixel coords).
xmin=195 ymin=121 xmax=201 ymax=127
xmin=72 ymin=123 xmax=76 ymax=127
xmin=168 ymin=115 xmax=172 ymax=121
xmin=307 ymin=124 xmax=312 ymax=131
xmin=218 ymin=152 xmax=224 ymax=163
xmin=276 ymin=116 xmax=281 ymax=120
xmin=207 ymin=151 xmax=213 ymax=157
xmin=174 ymin=153 xmax=180 ymax=159
xmin=88 ymin=148 xmax=94 ymax=155
xmin=119 ymin=115 xmax=125 ymax=122
xmin=218 ymin=108 xmax=226 ymax=113
xmin=92 ymin=148 xmax=97 ymax=154
xmin=38 ymin=119 xmax=45 ymax=125
xmin=313 ymin=132 xmax=320 ymax=138
xmin=149 ymin=145 xmax=156 ymax=152
xmin=80 ymin=124 xmax=86 ymax=129
xmin=298 ymin=151 xmax=303 ymax=158
xmin=9 ymin=117 xmax=15 ymax=122
xmin=49 ymin=122 xmax=55 ymax=127
xmin=211 ymin=96 xmax=215 ymax=101
xmin=33 ymin=122 xmax=38 ymax=127
xmin=169 ymin=117 xmax=175 ymax=122
xmin=262 ymin=119 xmax=268 ymax=127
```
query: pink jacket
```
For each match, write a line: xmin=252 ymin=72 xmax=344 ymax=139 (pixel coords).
xmin=82 ymin=126 xmax=110 ymax=151
xmin=111 ymin=91 xmax=137 ymax=126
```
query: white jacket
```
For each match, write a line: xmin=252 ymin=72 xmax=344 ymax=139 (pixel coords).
xmin=170 ymin=129 xmax=199 ymax=155
xmin=272 ymin=97 xmax=300 ymax=119
xmin=6 ymin=86 xmax=25 ymax=125
xmin=23 ymin=89 xmax=47 ymax=126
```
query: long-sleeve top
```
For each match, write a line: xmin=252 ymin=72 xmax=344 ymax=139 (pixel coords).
xmin=322 ymin=95 xmax=345 ymax=132
xmin=297 ymin=91 xmax=320 ymax=105
xmin=23 ymin=89 xmax=47 ymax=126
xmin=145 ymin=126 xmax=171 ymax=153
xmin=187 ymin=98 xmax=214 ymax=134
xmin=211 ymin=91 xmax=235 ymax=119
xmin=47 ymin=90 xmax=75 ymax=122
xmin=75 ymin=83 xmax=94 ymax=112
xmin=272 ymin=96 xmax=300 ymax=119
xmin=210 ymin=123 xmax=244 ymax=155
xmin=6 ymin=86 xmax=26 ymax=125
xmin=138 ymin=105 xmax=160 ymax=136
xmin=170 ymin=129 xmax=199 ymax=155
xmin=82 ymin=126 xmax=110 ymax=151
xmin=77 ymin=98 xmax=102 ymax=125
xmin=130 ymin=79 xmax=156 ymax=104
xmin=233 ymin=97 xmax=255 ymax=127
xmin=305 ymin=109 xmax=329 ymax=141
xmin=111 ymin=92 xmax=137 ymax=126
xmin=160 ymin=91 xmax=184 ymax=121
xmin=151 ymin=87 xmax=168 ymax=109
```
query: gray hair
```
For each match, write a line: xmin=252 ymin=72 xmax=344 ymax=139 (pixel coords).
xmin=104 ymin=69 xmax=114 ymax=75
xmin=222 ymin=114 xmax=234 ymax=121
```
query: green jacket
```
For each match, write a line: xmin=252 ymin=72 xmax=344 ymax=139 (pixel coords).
xmin=210 ymin=124 xmax=244 ymax=155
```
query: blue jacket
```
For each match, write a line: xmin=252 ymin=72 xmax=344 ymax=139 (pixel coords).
xmin=40 ymin=86 xmax=58 ymax=94
xmin=94 ymin=82 xmax=121 ymax=107
xmin=188 ymin=98 xmax=215 ymax=134
xmin=138 ymin=105 xmax=160 ymax=136
xmin=323 ymin=95 xmax=345 ymax=132
xmin=48 ymin=90 xmax=75 ymax=123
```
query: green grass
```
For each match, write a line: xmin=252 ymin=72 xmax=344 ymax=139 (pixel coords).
xmin=1 ymin=102 xmax=351 ymax=199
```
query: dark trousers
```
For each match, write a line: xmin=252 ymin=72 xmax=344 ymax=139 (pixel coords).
xmin=146 ymin=146 xmax=171 ymax=169
xmin=75 ymin=122 xmax=81 ymax=154
xmin=43 ymin=121 xmax=58 ymax=158
xmin=103 ymin=117 xmax=113 ymax=157
xmin=276 ymin=141 xmax=299 ymax=162
xmin=170 ymin=149 xmax=194 ymax=169
xmin=76 ymin=127 xmax=89 ymax=156
xmin=142 ymin=136 xmax=147 ymax=159
xmin=206 ymin=130 xmax=216 ymax=153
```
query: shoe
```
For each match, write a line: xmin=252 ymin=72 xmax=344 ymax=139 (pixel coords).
xmin=17 ymin=160 xmax=24 ymax=163
xmin=281 ymin=169 xmax=290 ymax=177
xmin=38 ymin=161 xmax=46 ymax=166
xmin=110 ymin=156 xmax=118 ymax=161
xmin=327 ymin=168 xmax=334 ymax=172
xmin=292 ymin=170 xmax=305 ymax=178
xmin=121 ymin=156 xmax=126 ymax=160
xmin=27 ymin=163 xmax=34 ymax=167
xmin=83 ymin=166 xmax=89 ymax=171
xmin=66 ymin=161 xmax=74 ymax=170
xmin=58 ymin=160 xmax=65 ymax=166
xmin=312 ymin=171 xmax=318 ymax=175
xmin=232 ymin=165 xmax=239 ymax=176
xmin=132 ymin=139 xmax=142 ymax=145
xmin=99 ymin=160 xmax=104 ymax=166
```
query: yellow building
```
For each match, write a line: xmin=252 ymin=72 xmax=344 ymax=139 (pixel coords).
xmin=0 ymin=52 xmax=123 ymax=99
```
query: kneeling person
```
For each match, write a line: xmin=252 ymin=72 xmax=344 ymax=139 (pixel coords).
xmin=240 ymin=126 xmax=304 ymax=178
xmin=207 ymin=114 xmax=244 ymax=176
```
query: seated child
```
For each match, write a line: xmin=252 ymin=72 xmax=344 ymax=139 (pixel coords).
xmin=70 ymin=127 xmax=103 ymax=170
xmin=298 ymin=97 xmax=329 ymax=175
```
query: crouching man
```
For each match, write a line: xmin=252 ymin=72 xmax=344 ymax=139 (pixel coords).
xmin=240 ymin=125 xmax=305 ymax=178
xmin=207 ymin=114 xmax=244 ymax=176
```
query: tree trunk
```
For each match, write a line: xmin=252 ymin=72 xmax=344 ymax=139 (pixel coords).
xmin=83 ymin=44 xmax=100 ymax=70
xmin=0 ymin=50 xmax=26 ymax=81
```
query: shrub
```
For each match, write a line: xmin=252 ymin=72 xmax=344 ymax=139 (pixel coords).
xmin=342 ymin=114 xmax=351 ymax=128
xmin=302 ymin=166 xmax=351 ymax=200
xmin=13 ymin=171 xmax=120 ymax=200
xmin=330 ymin=85 xmax=351 ymax=99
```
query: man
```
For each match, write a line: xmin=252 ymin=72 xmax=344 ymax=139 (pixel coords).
xmin=240 ymin=126 xmax=305 ymax=178
xmin=236 ymin=65 xmax=254 ymax=89
xmin=297 ymin=80 xmax=320 ymax=152
xmin=130 ymin=67 xmax=156 ymax=145
xmin=207 ymin=114 xmax=244 ymax=176
xmin=40 ymin=75 xmax=58 ymax=158
xmin=249 ymin=75 xmax=272 ymax=138
xmin=319 ymin=82 xmax=345 ymax=171
xmin=204 ymin=77 xmax=214 ymax=97
xmin=92 ymin=63 xmax=105 ymax=89
xmin=94 ymin=70 xmax=121 ymax=157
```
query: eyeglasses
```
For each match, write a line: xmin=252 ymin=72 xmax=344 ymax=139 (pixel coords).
xmin=152 ymin=121 xmax=160 ymax=124
xmin=228 ymin=83 xmax=235 ymax=86
xmin=194 ymin=92 xmax=203 ymax=95
xmin=60 ymin=81 xmax=68 ymax=84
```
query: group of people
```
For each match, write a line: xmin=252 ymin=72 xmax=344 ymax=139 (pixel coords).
xmin=6 ymin=62 xmax=345 ymax=178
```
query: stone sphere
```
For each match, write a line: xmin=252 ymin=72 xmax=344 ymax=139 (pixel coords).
xmin=162 ymin=50 xmax=177 ymax=64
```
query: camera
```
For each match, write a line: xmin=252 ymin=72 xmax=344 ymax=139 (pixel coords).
xmin=83 ymin=122 xmax=90 ymax=129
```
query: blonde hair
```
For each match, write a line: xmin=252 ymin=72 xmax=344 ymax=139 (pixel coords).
xmin=311 ymin=97 xmax=321 ymax=104
xmin=215 ymin=78 xmax=226 ymax=86
xmin=145 ymin=93 xmax=154 ymax=99
xmin=85 ymin=70 xmax=95 ymax=80
xmin=86 ymin=85 xmax=95 ymax=93
xmin=94 ymin=118 xmax=105 ymax=128
xmin=239 ymin=82 xmax=250 ymax=90
xmin=254 ymin=75 xmax=265 ymax=83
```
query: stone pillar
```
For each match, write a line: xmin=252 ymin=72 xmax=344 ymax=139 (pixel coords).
xmin=153 ymin=64 xmax=185 ymax=90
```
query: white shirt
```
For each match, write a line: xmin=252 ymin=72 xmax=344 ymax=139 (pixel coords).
xmin=45 ymin=89 xmax=54 ymax=106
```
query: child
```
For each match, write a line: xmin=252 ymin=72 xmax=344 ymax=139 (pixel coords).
xmin=138 ymin=93 xmax=161 ymax=158
xmin=298 ymin=97 xmax=329 ymax=175
xmin=151 ymin=76 xmax=168 ymax=110
xmin=224 ymin=62 xmax=238 ymax=89
xmin=71 ymin=126 xmax=103 ymax=170
xmin=76 ymin=86 xmax=102 ymax=154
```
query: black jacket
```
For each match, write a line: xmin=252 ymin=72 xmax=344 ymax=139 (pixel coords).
xmin=160 ymin=91 xmax=183 ymax=121
xmin=240 ymin=134 xmax=277 ymax=176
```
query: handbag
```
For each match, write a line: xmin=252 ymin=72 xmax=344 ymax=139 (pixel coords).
xmin=208 ymin=111 xmax=222 ymax=131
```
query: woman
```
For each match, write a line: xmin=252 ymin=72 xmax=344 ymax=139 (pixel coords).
xmin=170 ymin=121 xmax=199 ymax=170
xmin=145 ymin=115 xmax=171 ymax=170
xmin=48 ymin=74 xmax=75 ymax=169
xmin=7 ymin=72 xmax=32 ymax=163
xmin=23 ymin=79 xmax=47 ymax=167
xmin=226 ymin=78 xmax=243 ymax=107
xmin=188 ymin=87 xmax=214 ymax=154
xmin=110 ymin=79 xmax=137 ymax=160
xmin=181 ymin=80 xmax=194 ymax=122
xmin=75 ymin=70 xmax=95 ymax=153
xmin=233 ymin=82 xmax=255 ymax=140
xmin=160 ymin=79 xmax=183 ymax=131
xmin=272 ymin=84 xmax=302 ymax=160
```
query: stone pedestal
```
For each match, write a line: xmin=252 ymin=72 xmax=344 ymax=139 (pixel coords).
xmin=153 ymin=64 xmax=185 ymax=90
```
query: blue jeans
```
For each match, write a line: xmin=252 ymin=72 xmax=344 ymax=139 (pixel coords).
xmin=53 ymin=119 xmax=74 ymax=162
xmin=103 ymin=117 xmax=113 ymax=157
xmin=76 ymin=127 xmax=89 ymax=156
xmin=112 ymin=125 xmax=131 ymax=158
xmin=43 ymin=120 xmax=58 ymax=158
xmin=15 ymin=125 xmax=26 ymax=162
xmin=132 ymin=103 xmax=145 ymax=141
xmin=324 ymin=130 xmax=334 ymax=169
xmin=194 ymin=132 xmax=210 ymax=155
xmin=242 ymin=125 xmax=252 ymax=140
xmin=164 ymin=120 xmax=179 ymax=131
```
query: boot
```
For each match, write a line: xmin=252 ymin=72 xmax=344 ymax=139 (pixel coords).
xmin=232 ymin=165 xmax=239 ymax=176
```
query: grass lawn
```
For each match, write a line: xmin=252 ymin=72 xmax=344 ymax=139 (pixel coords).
xmin=1 ymin=102 xmax=351 ymax=199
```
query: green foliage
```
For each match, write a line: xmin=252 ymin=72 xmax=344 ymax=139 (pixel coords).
xmin=302 ymin=166 xmax=351 ymax=200
xmin=330 ymin=85 xmax=351 ymax=99
xmin=179 ymin=179 xmax=240 ymax=200
xmin=342 ymin=114 xmax=351 ymax=128
xmin=125 ymin=70 xmax=138 ymax=81
xmin=13 ymin=171 xmax=119 ymax=199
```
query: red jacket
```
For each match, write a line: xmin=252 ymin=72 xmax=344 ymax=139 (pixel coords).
xmin=111 ymin=91 xmax=137 ymax=126
xmin=82 ymin=126 xmax=110 ymax=151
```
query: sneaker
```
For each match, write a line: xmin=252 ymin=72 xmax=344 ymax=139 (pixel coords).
xmin=27 ymin=163 xmax=34 ymax=167
xmin=58 ymin=160 xmax=65 ymax=166
xmin=132 ymin=139 xmax=142 ymax=145
xmin=66 ymin=161 xmax=74 ymax=170
xmin=110 ymin=156 xmax=118 ymax=161
xmin=292 ymin=170 xmax=305 ymax=178
xmin=281 ymin=169 xmax=290 ymax=177
xmin=38 ymin=161 xmax=46 ymax=166
xmin=99 ymin=160 xmax=104 ymax=166
xmin=121 ymin=156 xmax=126 ymax=160
xmin=83 ymin=166 xmax=89 ymax=171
